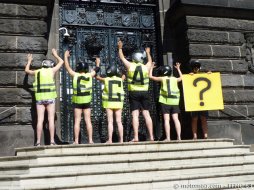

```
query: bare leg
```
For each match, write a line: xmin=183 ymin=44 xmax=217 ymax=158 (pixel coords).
xmin=115 ymin=109 xmax=123 ymax=143
xmin=46 ymin=103 xmax=56 ymax=144
xmin=74 ymin=108 xmax=82 ymax=144
xmin=200 ymin=115 xmax=208 ymax=139
xmin=84 ymin=108 xmax=93 ymax=144
xmin=131 ymin=110 xmax=139 ymax=142
xmin=142 ymin=110 xmax=154 ymax=141
xmin=36 ymin=104 xmax=46 ymax=145
xmin=163 ymin=113 xmax=170 ymax=141
xmin=192 ymin=116 xmax=198 ymax=140
xmin=172 ymin=113 xmax=181 ymax=140
xmin=106 ymin=109 xmax=114 ymax=143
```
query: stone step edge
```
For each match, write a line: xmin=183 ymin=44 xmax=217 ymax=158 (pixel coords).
xmin=18 ymin=169 xmax=254 ymax=190
xmin=11 ymin=144 xmax=251 ymax=159
xmin=1 ymin=152 xmax=254 ymax=170
xmin=14 ymin=138 xmax=235 ymax=153
xmin=2 ymin=161 xmax=254 ymax=181
xmin=24 ymin=175 xmax=254 ymax=190
xmin=1 ymin=145 xmax=251 ymax=167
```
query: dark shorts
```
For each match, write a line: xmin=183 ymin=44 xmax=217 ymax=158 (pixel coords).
xmin=191 ymin=111 xmax=208 ymax=118
xmin=73 ymin=103 xmax=90 ymax=109
xmin=161 ymin=103 xmax=180 ymax=114
xmin=129 ymin=91 xmax=151 ymax=111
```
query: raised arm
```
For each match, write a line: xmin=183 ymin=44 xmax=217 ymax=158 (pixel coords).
xmin=121 ymin=74 xmax=126 ymax=81
xmin=149 ymin=62 xmax=162 ymax=82
xmin=118 ymin=40 xmax=131 ymax=70
xmin=174 ymin=62 xmax=182 ymax=82
xmin=64 ymin=50 xmax=75 ymax=77
xmin=91 ymin=57 xmax=101 ymax=77
xmin=95 ymin=75 xmax=105 ymax=82
xmin=52 ymin=48 xmax=64 ymax=74
xmin=145 ymin=47 xmax=152 ymax=70
xmin=25 ymin=54 xmax=36 ymax=75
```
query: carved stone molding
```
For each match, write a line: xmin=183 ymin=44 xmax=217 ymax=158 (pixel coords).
xmin=245 ymin=33 xmax=254 ymax=73
xmin=61 ymin=2 xmax=154 ymax=29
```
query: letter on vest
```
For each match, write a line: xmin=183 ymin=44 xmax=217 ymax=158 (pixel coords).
xmin=165 ymin=79 xmax=177 ymax=99
xmin=132 ymin=65 xmax=144 ymax=85
xmin=108 ymin=80 xmax=121 ymax=102
xmin=36 ymin=71 xmax=51 ymax=93
xmin=77 ymin=76 xmax=90 ymax=96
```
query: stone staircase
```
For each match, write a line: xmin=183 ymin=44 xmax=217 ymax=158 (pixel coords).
xmin=0 ymin=139 xmax=254 ymax=190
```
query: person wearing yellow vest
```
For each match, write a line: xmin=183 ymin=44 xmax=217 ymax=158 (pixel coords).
xmin=118 ymin=40 xmax=154 ymax=142
xmin=64 ymin=50 xmax=100 ymax=144
xmin=96 ymin=63 xmax=125 ymax=143
xmin=149 ymin=62 xmax=182 ymax=141
xmin=25 ymin=48 xmax=64 ymax=146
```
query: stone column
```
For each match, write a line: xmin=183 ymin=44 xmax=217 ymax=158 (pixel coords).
xmin=0 ymin=1 xmax=50 ymax=156
xmin=166 ymin=0 xmax=254 ymax=144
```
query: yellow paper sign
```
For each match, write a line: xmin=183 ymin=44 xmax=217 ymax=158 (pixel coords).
xmin=182 ymin=72 xmax=224 ymax=111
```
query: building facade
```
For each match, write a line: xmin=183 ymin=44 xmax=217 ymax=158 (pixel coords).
xmin=0 ymin=0 xmax=254 ymax=156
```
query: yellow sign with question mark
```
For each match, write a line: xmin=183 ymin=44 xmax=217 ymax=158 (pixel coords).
xmin=182 ymin=72 xmax=224 ymax=111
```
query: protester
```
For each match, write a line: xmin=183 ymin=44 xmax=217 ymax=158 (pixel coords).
xmin=118 ymin=40 xmax=154 ymax=142
xmin=64 ymin=50 xmax=100 ymax=144
xmin=96 ymin=63 xmax=125 ymax=143
xmin=189 ymin=60 xmax=209 ymax=139
xmin=25 ymin=48 xmax=64 ymax=146
xmin=149 ymin=62 xmax=182 ymax=141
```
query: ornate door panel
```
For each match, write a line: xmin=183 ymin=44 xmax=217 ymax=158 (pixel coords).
xmin=59 ymin=0 xmax=160 ymax=143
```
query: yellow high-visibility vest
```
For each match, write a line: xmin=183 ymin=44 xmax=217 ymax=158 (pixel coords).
xmin=102 ymin=76 xmax=124 ymax=109
xmin=127 ymin=62 xmax=149 ymax=91
xmin=159 ymin=76 xmax=180 ymax=105
xmin=33 ymin=68 xmax=57 ymax=101
xmin=72 ymin=73 xmax=92 ymax=104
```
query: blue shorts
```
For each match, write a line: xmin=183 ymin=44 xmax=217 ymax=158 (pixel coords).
xmin=36 ymin=99 xmax=55 ymax=105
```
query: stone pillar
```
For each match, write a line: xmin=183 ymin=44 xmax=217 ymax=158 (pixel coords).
xmin=158 ymin=0 xmax=171 ymax=65
xmin=166 ymin=0 xmax=254 ymax=144
xmin=47 ymin=0 xmax=63 ymax=144
xmin=0 ymin=1 xmax=51 ymax=156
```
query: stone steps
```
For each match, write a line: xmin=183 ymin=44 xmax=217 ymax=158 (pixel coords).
xmin=0 ymin=143 xmax=250 ymax=175
xmin=26 ymin=153 xmax=254 ymax=174
xmin=1 ymin=149 xmax=253 ymax=176
xmin=14 ymin=139 xmax=235 ymax=156
xmin=4 ymin=167 xmax=254 ymax=190
xmin=2 ymin=145 xmax=252 ymax=165
xmin=0 ymin=139 xmax=239 ymax=172
xmin=0 ymin=139 xmax=253 ymax=190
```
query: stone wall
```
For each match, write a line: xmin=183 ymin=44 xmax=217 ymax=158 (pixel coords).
xmin=166 ymin=0 xmax=254 ymax=144
xmin=0 ymin=2 xmax=50 ymax=156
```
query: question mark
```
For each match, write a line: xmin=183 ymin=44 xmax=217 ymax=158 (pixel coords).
xmin=193 ymin=77 xmax=211 ymax=106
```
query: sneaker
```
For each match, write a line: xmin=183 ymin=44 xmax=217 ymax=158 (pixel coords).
xmin=34 ymin=143 xmax=41 ymax=147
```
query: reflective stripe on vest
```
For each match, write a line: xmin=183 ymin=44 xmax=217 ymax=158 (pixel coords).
xmin=159 ymin=77 xmax=180 ymax=105
xmin=102 ymin=76 xmax=124 ymax=109
xmin=33 ymin=68 xmax=57 ymax=101
xmin=72 ymin=73 xmax=92 ymax=104
xmin=127 ymin=62 xmax=149 ymax=91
